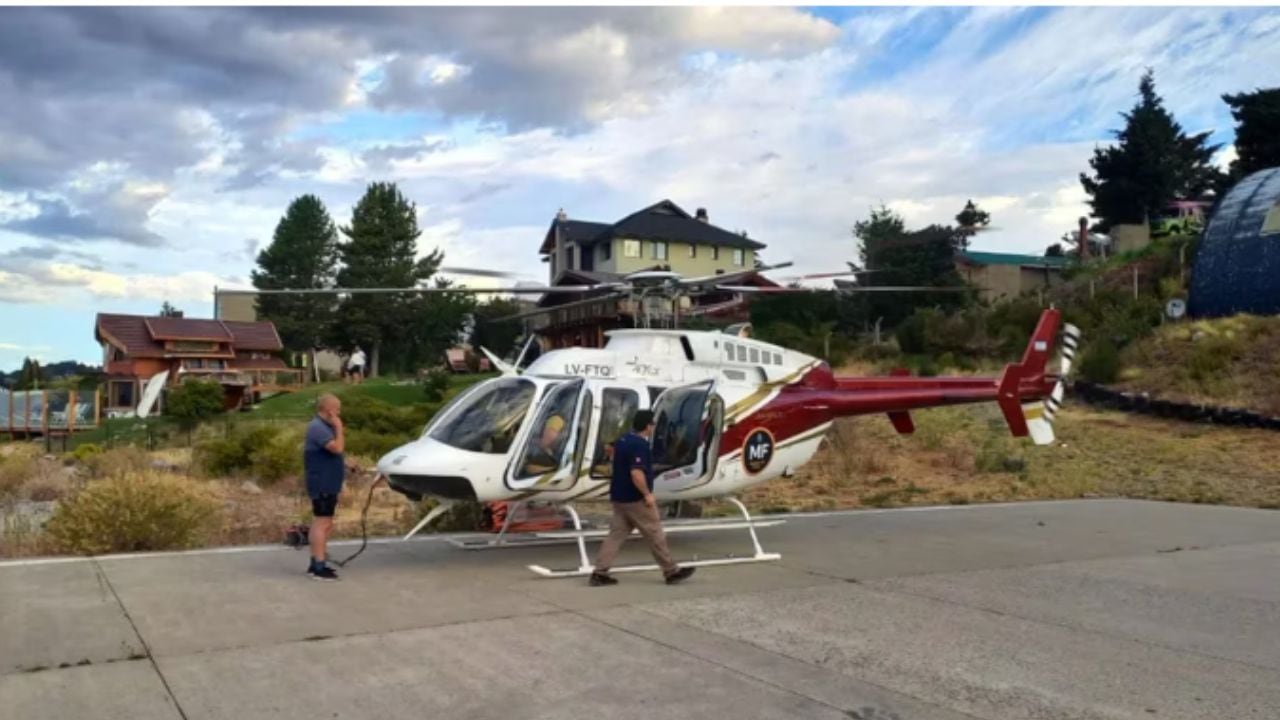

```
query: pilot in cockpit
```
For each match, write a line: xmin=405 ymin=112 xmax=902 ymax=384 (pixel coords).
xmin=522 ymin=414 xmax=567 ymax=475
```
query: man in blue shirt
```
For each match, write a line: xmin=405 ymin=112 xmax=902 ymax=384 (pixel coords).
xmin=303 ymin=393 xmax=346 ymax=581
xmin=590 ymin=410 xmax=695 ymax=586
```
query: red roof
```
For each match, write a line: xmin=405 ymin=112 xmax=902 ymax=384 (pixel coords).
xmin=145 ymin=317 xmax=232 ymax=341
xmin=230 ymin=355 xmax=289 ymax=371
xmin=95 ymin=314 xmax=283 ymax=358
xmin=222 ymin=321 xmax=283 ymax=351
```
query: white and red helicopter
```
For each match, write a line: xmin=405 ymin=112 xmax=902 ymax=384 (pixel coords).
xmin=226 ymin=266 xmax=1081 ymax=577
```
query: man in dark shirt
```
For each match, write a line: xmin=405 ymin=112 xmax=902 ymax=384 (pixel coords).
xmin=589 ymin=410 xmax=695 ymax=586
xmin=303 ymin=394 xmax=345 ymax=581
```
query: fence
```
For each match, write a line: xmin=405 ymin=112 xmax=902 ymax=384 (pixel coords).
xmin=0 ymin=388 xmax=100 ymax=435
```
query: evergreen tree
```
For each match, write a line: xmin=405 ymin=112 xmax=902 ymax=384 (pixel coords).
xmin=159 ymin=301 xmax=183 ymax=317
xmin=954 ymin=200 xmax=991 ymax=249
xmin=17 ymin=357 xmax=42 ymax=390
xmin=1222 ymin=86 xmax=1280 ymax=181
xmin=252 ymin=195 xmax=340 ymax=368
xmin=853 ymin=206 xmax=968 ymax=329
xmin=1080 ymin=69 xmax=1222 ymax=230
xmin=469 ymin=297 xmax=526 ymax=360
xmin=334 ymin=182 xmax=464 ymax=376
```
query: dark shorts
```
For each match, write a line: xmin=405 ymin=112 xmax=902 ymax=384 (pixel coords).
xmin=311 ymin=493 xmax=339 ymax=518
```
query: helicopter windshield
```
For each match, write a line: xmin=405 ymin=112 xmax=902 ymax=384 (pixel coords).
xmin=428 ymin=377 xmax=536 ymax=454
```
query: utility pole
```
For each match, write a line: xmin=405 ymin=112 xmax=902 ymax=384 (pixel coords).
xmin=1078 ymin=217 xmax=1090 ymax=262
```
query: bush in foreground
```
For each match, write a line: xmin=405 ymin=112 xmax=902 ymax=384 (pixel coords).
xmin=46 ymin=472 xmax=223 ymax=555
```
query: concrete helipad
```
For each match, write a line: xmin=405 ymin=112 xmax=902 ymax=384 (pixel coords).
xmin=3 ymin=499 xmax=1279 ymax=720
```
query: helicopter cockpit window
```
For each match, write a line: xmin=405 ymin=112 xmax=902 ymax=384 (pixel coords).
xmin=514 ymin=380 xmax=582 ymax=479
xmin=428 ymin=378 xmax=535 ymax=454
xmin=591 ymin=388 xmax=640 ymax=478
xmin=652 ymin=385 xmax=711 ymax=474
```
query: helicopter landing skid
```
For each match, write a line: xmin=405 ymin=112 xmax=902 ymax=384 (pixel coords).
xmin=526 ymin=498 xmax=783 ymax=578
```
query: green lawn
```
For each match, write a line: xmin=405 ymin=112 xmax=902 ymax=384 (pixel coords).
xmin=64 ymin=373 xmax=495 ymax=450
xmin=251 ymin=373 xmax=495 ymax=417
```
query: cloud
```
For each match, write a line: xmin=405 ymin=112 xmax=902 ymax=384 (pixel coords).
xmin=0 ymin=259 xmax=221 ymax=304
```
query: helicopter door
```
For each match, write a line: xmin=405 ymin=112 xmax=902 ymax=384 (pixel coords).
xmin=649 ymin=379 xmax=723 ymax=494
xmin=506 ymin=378 xmax=592 ymax=491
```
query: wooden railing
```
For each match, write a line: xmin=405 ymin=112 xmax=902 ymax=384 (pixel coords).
xmin=0 ymin=389 xmax=101 ymax=434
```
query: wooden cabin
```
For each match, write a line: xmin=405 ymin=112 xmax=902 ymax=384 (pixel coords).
xmin=95 ymin=313 xmax=303 ymax=413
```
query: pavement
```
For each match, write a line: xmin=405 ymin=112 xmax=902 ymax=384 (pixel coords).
xmin=2 ymin=498 xmax=1279 ymax=720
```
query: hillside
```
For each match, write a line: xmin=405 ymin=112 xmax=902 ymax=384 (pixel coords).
xmin=1114 ymin=314 xmax=1280 ymax=416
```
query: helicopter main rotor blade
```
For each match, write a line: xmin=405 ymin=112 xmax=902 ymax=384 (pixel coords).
xmin=216 ymin=285 xmax=604 ymax=297
xmin=437 ymin=266 xmax=528 ymax=279
xmin=492 ymin=292 xmax=630 ymax=322
xmin=716 ymin=285 xmax=974 ymax=294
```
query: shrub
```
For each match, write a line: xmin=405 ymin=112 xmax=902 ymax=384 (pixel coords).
xmin=166 ymin=380 xmax=225 ymax=429
xmin=346 ymin=429 xmax=409 ymax=461
xmin=0 ymin=454 xmax=36 ymax=499
xmin=249 ymin=431 xmax=303 ymax=485
xmin=894 ymin=312 xmax=928 ymax=354
xmin=85 ymin=447 xmax=151 ymax=479
xmin=1079 ymin=338 xmax=1121 ymax=384
xmin=420 ymin=367 xmax=451 ymax=402
xmin=46 ymin=472 xmax=223 ymax=555
xmin=72 ymin=443 xmax=104 ymax=464
xmin=27 ymin=483 xmax=65 ymax=502
xmin=195 ymin=425 xmax=282 ymax=477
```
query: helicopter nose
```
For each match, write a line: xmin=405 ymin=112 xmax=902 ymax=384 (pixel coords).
xmin=376 ymin=438 xmax=504 ymax=503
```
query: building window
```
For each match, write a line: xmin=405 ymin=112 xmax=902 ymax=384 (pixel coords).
xmin=749 ymin=347 xmax=759 ymax=364
xmin=689 ymin=244 xmax=697 ymax=259
xmin=651 ymin=241 xmax=668 ymax=261
xmin=623 ymin=239 xmax=641 ymax=258
xmin=725 ymin=342 xmax=734 ymax=361
xmin=566 ymin=245 xmax=575 ymax=270
xmin=736 ymin=345 xmax=747 ymax=362
xmin=773 ymin=352 xmax=782 ymax=365
xmin=712 ymin=246 xmax=720 ymax=261
xmin=733 ymin=248 xmax=745 ymax=266
xmin=601 ymin=243 xmax=612 ymax=261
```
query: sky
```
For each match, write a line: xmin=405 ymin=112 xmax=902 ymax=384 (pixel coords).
xmin=1 ymin=5 xmax=1277 ymax=369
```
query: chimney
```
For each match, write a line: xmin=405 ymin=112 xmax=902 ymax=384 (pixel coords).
xmin=695 ymin=208 xmax=708 ymax=223
xmin=556 ymin=208 xmax=567 ymax=222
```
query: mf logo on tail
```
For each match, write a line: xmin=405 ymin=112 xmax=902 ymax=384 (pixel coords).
xmin=743 ymin=428 xmax=774 ymax=474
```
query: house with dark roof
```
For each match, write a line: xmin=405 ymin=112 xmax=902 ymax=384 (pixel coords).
xmin=95 ymin=313 xmax=302 ymax=413
xmin=533 ymin=200 xmax=776 ymax=348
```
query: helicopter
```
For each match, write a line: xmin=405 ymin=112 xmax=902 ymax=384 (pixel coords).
xmin=220 ymin=265 xmax=1081 ymax=577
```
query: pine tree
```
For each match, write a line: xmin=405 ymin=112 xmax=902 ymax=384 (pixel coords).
xmin=1080 ymin=69 xmax=1222 ymax=230
xmin=252 ymin=195 xmax=339 ymax=368
xmin=159 ymin=301 xmax=183 ymax=317
xmin=853 ymin=206 xmax=968 ymax=329
xmin=1222 ymin=86 xmax=1280 ymax=181
xmin=954 ymin=200 xmax=990 ymax=249
xmin=17 ymin=357 xmax=42 ymax=390
xmin=334 ymin=182 xmax=452 ymax=377
xmin=469 ymin=298 xmax=526 ymax=360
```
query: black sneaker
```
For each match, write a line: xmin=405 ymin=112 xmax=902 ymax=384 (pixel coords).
xmin=588 ymin=572 xmax=618 ymax=587
xmin=311 ymin=566 xmax=340 ymax=582
xmin=664 ymin=567 xmax=695 ymax=585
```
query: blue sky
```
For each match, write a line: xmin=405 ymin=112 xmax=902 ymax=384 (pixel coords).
xmin=1 ymin=6 xmax=1277 ymax=370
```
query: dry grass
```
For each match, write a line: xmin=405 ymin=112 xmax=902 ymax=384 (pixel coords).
xmin=739 ymin=404 xmax=1280 ymax=514
xmin=1117 ymin=314 xmax=1280 ymax=416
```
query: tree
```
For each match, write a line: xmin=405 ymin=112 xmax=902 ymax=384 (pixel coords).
xmin=1222 ymin=86 xmax=1280 ymax=182
xmin=252 ymin=195 xmax=340 ymax=371
xmin=469 ymin=297 xmax=526 ymax=360
xmin=853 ymin=206 xmax=969 ymax=329
xmin=17 ymin=357 xmax=42 ymax=390
xmin=954 ymin=200 xmax=991 ymax=249
xmin=165 ymin=380 xmax=225 ymax=430
xmin=334 ymin=182 xmax=453 ymax=377
xmin=1045 ymin=243 xmax=1065 ymax=258
xmin=159 ymin=301 xmax=183 ymax=317
xmin=1080 ymin=69 xmax=1222 ymax=230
